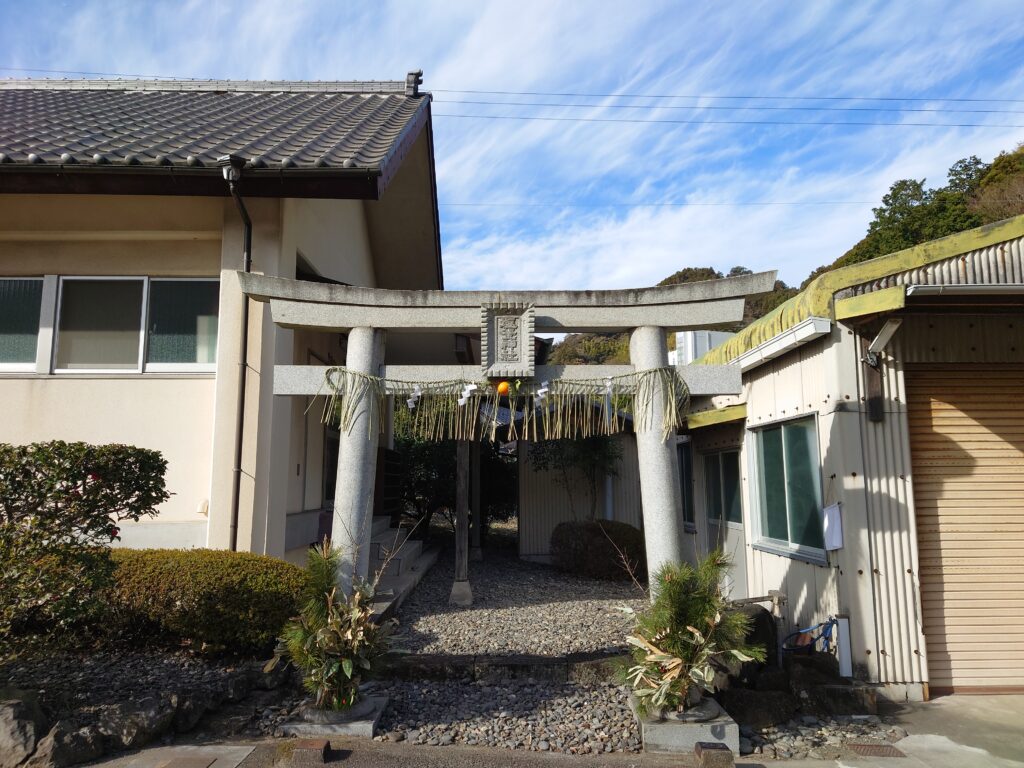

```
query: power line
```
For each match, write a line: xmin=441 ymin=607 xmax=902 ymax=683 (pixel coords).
xmin=3 ymin=67 xmax=1021 ymax=106
xmin=439 ymin=200 xmax=875 ymax=208
xmin=434 ymin=98 xmax=1024 ymax=116
xmin=434 ymin=112 xmax=1024 ymax=129
xmin=435 ymin=87 xmax=1024 ymax=105
xmin=0 ymin=65 xmax=192 ymax=80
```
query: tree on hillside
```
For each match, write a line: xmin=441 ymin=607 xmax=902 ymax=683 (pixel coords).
xmin=657 ymin=266 xmax=723 ymax=287
xmin=801 ymin=155 xmax=1002 ymax=287
xmin=970 ymin=144 xmax=1024 ymax=223
xmin=548 ymin=264 xmax=790 ymax=363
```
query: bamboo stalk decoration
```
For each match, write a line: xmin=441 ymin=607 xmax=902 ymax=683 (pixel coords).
xmin=317 ymin=366 xmax=690 ymax=443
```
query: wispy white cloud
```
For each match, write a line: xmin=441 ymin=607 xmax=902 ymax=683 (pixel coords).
xmin=3 ymin=0 xmax=1023 ymax=290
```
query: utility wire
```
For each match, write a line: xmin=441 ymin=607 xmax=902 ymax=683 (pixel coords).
xmin=0 ymin=65 xmax=192 ymax=80
xmin=434 ymin=98 xmax=1024 ymax=116
xmin=434 ymin=88 xmax=1024 ymax=105
xmin=439 ymin=200 xmax=875 ymax=208
xmin=433 ymin=112 xmax=1024 ymax=129
xmin=2 ymin=67 xmax=1021 ymax=106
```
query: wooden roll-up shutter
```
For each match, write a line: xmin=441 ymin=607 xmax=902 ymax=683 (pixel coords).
xmin=908 ymin=364 xmax=1024 ymax=693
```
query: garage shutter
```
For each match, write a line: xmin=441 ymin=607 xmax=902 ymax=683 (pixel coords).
xmin=908 ymin=364 xmax=1024 ymax=693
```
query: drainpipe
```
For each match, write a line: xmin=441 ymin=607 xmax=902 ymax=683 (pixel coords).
xmin=218 ymin=154 xmax=251 ymax=551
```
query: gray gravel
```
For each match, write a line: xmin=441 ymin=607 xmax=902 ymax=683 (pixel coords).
xmin=396 ymin=549 xmax=646 ymax=657
xmin=741 ymin=714 xmax=907 ymax=759
xmin=372 ymin=679 xmax=641 ymax=753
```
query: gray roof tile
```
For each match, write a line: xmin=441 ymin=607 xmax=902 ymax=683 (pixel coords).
xmin=0 ymin=78 xmax=430 ymax=172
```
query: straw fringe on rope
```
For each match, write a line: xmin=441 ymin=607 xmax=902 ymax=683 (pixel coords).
xmin=317 ymin=366 xmax=689 ymax=443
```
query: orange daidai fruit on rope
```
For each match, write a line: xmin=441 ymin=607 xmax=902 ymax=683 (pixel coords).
xmin=496 ymin=380 xmax=510 ymax=396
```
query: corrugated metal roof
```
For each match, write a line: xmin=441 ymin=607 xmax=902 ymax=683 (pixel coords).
xmin=699 ymin=214 xmax=1024 ymax=365
xmin=0 ymin=77 xmax=429 ymax=173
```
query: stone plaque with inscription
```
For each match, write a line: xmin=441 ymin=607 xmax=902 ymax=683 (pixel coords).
xmin=480 ymin=302 xmax=535 ymax=378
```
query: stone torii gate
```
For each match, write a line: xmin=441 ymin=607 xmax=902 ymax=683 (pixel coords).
xmin=239 ymin=270 xmax=775 ymax=598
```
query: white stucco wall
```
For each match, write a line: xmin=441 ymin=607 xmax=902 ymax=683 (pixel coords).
xmin=0 ymin=194 xmax=223 ymax=547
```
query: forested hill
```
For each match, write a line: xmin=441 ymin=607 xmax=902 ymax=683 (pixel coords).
xmin=801 ymin=144 xmax=1024 ymax=287
xmin=549 ymin=143 xmax=1024 ymax=366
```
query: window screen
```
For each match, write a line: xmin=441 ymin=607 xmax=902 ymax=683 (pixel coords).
xmin=0 ymin=279 xmax=43 ymax=364
xmin=146 ymin=280 xmax=219 ymax=365
xmin=56 ymin=279 xmax=144 ymax=370
xmin=757 ymin=426 xmax=790 ymax=541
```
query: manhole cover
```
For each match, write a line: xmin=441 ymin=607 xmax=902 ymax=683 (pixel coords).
xmin=849 ymin=742 xmax=906 ymax=757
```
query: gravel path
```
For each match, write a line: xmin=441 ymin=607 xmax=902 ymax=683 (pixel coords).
xmin=372 ymin=679 xmax=641 ymax=753
xmin=0 ymin=651 xmax=250 ymax=725
xmin=396 ymin=548 xmax=646 ymax=657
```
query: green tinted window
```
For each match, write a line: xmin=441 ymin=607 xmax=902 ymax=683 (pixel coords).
xmin=758 ymin=426 xmax=789 ymax=541
xmin=755 ymin=417 xmax=824 ymax=551
xmin=722 ymin=451 xmax=742 ymax=524
xmin=704 ymin=453 xmax=722 ymax=520
xmin=147 ymin=280 xmax=219 ymax=365
xmin=784 ymin=419 xmax=824 ymax=549
xmin=0 ymin=279 xmax=43 ymax=364
xmin=678 ymin=441 xmax=695 ymax=525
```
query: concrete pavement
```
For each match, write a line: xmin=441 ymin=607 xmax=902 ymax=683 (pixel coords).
xmin=91 ymin=695 xmax=1024 ymax=768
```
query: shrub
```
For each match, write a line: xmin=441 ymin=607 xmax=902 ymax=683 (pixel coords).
xmin=0 ymin=441 xmax=168 ymax=649
xmin=549 ymin=519 xmax=646 ymax=581
xmin=110 ymin=548 xmax=308 ymax=653
xmin=623 ymin=551 xmax=765 ymax=714
xmin=268 ymin=542 xmax=394 ymax=709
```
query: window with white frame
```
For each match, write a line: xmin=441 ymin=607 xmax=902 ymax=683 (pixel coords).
xmin=0 ymin=278 xmax=44 ymax=370
xmin=53 ymin=277 xmax=218 ymax=373
xmin=752 ymin=416 xmax=825 ymax=555
xmin=704 ymin=450 xmax=742 ymax=525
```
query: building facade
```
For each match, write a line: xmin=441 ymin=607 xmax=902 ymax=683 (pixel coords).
xmin=0 ymin=76 xmax=448 ymax=563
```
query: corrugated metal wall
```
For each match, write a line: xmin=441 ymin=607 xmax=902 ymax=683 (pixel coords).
xmin=854 ymin=332 xmax=929 ymax=687
xmin=738 ymin=334 xmax=847 ymax=640
xmin=518 ymin=433 xmax=643 ymax=559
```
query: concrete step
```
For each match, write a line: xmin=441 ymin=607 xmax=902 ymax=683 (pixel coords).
xmin=372 ymin=547 xmax=440 ymax=621
xmin=370 ymin=516 xmax=392 ymax=538
xmin=372 ymin=538 xmax=424 ymax=579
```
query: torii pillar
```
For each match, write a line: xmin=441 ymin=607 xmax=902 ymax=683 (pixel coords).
xmin=333 ymin=326 xmax=384 ymax=592
xmin=630 ymin=326 xmax=685 ymax=586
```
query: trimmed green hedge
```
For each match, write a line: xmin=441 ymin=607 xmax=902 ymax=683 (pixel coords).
xmin=110 ymin=549 xmax=307 ymax=653
xmin=550 ymin=519 xmax=647 ymax=581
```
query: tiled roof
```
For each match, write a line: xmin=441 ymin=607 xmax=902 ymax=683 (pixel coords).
xmin=0 ymin=75 xmax=429 ymax=173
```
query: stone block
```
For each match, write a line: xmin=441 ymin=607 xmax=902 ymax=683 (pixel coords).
xmin=794 ymin=682 xmax=877 ymax=716
xmin=630 ymin=697 xmax=739 ymax=754
xmin=291 ymin=738 xmax=329 ymax=765
xmin=695 ymin=741 xmax=735 ymax=768
xmin=0 ymin=693 xmax=50 ymax=768
xmin=474 ymin=656 xmax=566 ymax=683
xmin=278 ymin=696 xmax=387 ymax=740
xmin=449 ymin=580 xmax=473 ymax=607
xmin=566 ymin=654 xmax=626 ymax=684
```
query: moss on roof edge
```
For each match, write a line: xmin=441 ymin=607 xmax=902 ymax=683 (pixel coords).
xmin=697 ymin=214 xmax=1024 ymax=366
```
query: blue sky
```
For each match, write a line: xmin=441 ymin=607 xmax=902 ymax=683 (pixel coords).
xmin=2 ymin=0 xmax=1024 ymax=290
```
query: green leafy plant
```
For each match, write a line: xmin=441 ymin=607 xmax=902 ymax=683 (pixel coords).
xmin=110 ymin=548 xmax=307 ymax=652
xmin=0 ymin=441 xmax=168 ymax=650
xmin=267 ymin=541 xmax=395 ymax=710
xmin=622 ymin=551 xmax=765 ymax=714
